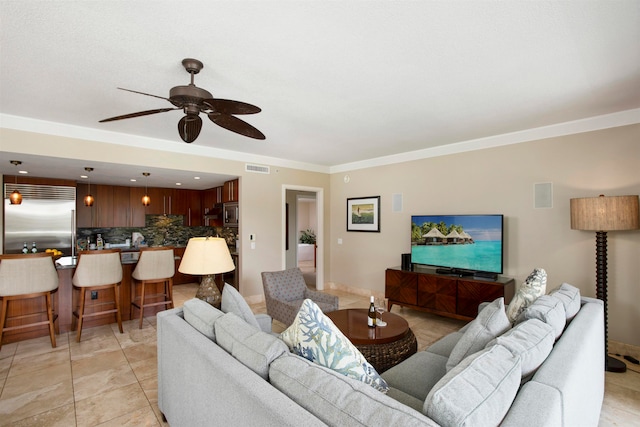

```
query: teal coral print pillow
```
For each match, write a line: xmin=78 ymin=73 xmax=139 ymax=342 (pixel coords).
xmin=280 ymin=299 xmax=389 ymax=393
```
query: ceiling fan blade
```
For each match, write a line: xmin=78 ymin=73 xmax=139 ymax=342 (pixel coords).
xmin=203 ymin=99 xmax=261 ymax=115
xmin=208 ymin=113 xmax=266 ymax=140
xmin=99 ymin=107 xmax=180 ymax=122
xmin=178 ymin=115 xmax=203 ymax=143
xmin=117 ymin=87 xmax=172 ymax=102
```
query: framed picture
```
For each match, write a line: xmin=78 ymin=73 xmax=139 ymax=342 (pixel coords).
xmin=347 ymin=196 xmax=380 ymax=232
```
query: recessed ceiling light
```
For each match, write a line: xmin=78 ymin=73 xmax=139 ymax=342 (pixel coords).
xmin=175 ymin=183 xmax=182 ymax=186
xmin=194 ymin=177 xmax=200 ymax=180
xmin=80 ymin=175 xmax=88 ymax=179
xmin=130 ymin=179 xmax=137 ymax=182
xmin=18 ymin=170 xmax=28 ymax=174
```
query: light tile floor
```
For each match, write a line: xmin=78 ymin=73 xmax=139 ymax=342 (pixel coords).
xmin=1 ymin=283 xmax=638 ymax=426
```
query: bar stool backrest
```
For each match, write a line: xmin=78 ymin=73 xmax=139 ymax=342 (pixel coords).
xmin=0 ymin=253 xmax=58 ymax=296
xmin=132 ymin=247 xmax=175 ymax=281
xmin=73 ymin=249 xmax=123 ymax=288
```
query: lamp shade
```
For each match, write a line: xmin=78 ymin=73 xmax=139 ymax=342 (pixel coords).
xmin=179 ymin=237 xmax=235 ymax=275
xmin=570 ymin=195 xmax=639 ymax=231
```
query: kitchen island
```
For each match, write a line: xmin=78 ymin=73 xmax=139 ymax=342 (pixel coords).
xmin=0 ymin=248 xmax=237 ymax=345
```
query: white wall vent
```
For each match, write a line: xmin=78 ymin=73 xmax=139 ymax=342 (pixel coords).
xmin=245 ymin=164 xmax=270 ymax=174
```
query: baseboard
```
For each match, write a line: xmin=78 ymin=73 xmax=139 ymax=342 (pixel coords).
xmin=609 ymin=340 xmax=640 ymax=362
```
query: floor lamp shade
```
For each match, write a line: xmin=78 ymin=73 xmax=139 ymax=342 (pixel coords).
xmin=179 ymin=237 xmax=235 ymax=307
xmin=570 ymin=194 xmax=639 ymax=373
xmin=570 ymin=195 xmax=639 ymax=231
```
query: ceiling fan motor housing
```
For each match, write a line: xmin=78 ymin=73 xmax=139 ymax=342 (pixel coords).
xmin=169 ymin=85 xmax=213 ymax=108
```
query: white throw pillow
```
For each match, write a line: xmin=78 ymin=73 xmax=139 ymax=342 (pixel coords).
xmin=506 ymin=268 xmax=547 ymax=324
xmin=280 ymin=299 xmax=389 ymax=393
xmin=446 ymin=297 xmax=511 ymax=371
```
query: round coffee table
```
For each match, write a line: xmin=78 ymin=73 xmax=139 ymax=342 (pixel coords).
xmin=326 ymin=309 xmax=417 ymax=373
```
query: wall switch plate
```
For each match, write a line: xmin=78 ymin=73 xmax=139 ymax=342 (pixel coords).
xmin=338 ymin=238 xmax=343 ymax=244
xmin=250 ymin=234 xmax=256 ymax=241
xmin=251 ymin=241 xmax=256 ymax=249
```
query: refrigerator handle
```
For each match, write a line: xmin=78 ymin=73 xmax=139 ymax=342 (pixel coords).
xmin=71 ymin=209 xmax=76 ymax=258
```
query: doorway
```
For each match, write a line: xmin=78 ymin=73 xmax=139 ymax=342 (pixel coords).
xmin=283 ymin=185 xmax=324 ymax=290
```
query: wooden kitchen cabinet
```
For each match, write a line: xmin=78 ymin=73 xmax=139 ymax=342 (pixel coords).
xmin=385 ymin=266 xmax=514 ymax=321
xmin=175 ymin=189 xmax=203 ymax=226
xmin=128 ymin=186 xmax=147 ymax=227
xmin=145 ymin=187 xmax=176 ymax=215
xmin=222 ymin=179 xmax=239 ymax=203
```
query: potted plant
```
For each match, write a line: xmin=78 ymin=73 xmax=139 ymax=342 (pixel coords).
xmin=299 ymin=228 xmax=316 ymax=245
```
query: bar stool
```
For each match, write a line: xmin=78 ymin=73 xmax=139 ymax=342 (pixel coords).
xmin=0 ymin=253 xmax=59 ymax=350
xmin=131 ymin=246 xmax=175 ymax=329
xmin=72 ymin=249 xmax=123 ymax=342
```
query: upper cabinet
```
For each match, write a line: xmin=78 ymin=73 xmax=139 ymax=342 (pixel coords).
xmin=77 ymin=184 xmax=146 ymax=228
xmin=144 ymin=187 xmax=176 ymax=216
xmin=223 ymin=179 xmax=239 ymax=203
xmin=175 ymin=189 xmax=203 ymax=226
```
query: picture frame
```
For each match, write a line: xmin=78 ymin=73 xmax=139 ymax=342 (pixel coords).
xmin=347 ymin=196 xmax=380 ymax=232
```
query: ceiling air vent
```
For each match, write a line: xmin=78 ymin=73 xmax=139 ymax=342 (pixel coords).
xmin=245 ymin=164 xmax=270 ymax=174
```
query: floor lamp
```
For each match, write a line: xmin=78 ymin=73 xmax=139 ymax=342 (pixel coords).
xmin=178 ymin=237 xmax=235 ymax=308
xmin=570 ymin=194 xmax=639 ymax=373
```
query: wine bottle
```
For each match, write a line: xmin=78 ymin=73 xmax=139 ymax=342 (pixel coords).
xmin=22 ymin=242 xmax=29 ymax=254
xmin=368 ymin=296 xmax=376 ymax=328
xmin=31 ymin=242 xmax=37 ymax=253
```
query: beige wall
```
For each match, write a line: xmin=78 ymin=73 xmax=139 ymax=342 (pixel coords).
xmin=329 ymin=124 xmax=640 ymax=346
xmin=2 ymin=124 xmax=639 ymax=345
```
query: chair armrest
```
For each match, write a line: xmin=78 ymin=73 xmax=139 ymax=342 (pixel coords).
xmin=304 ymin=289 xmax=339 ymax=308
xmin=254 ymin=313 xmax=273 ymax=333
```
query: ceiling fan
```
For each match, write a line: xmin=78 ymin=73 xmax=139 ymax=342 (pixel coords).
xmin=99 ymin=58 xmax=265 ymax=143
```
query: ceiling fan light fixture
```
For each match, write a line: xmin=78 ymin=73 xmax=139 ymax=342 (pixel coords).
xmin=8 ymin=160 xmax=23 ymax=205
xmin=178 ymin=114 xmax=202 ymax=143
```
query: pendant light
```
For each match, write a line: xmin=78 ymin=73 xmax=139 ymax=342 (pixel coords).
xmin=8 ymin=160 xmax=23 ymax=205
xmin=141 ymin=172 xmax=151 ymax=206
xmin=84 ymin=167 xmax=94 ymax=207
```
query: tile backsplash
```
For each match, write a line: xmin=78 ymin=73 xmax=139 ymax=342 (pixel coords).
xmin=77 ymin=215 xmax=238 ymax=249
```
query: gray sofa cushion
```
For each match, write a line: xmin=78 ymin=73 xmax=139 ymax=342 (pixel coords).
xmin=446 ymin=297 xmax=511 ymax=371
xmin=424 ymin=344 xmax=522 ymax=427
xmin=221 ymin=283 xmax=261 ymax=330
xmin=516 ymin=295 xmax=566 ymax=340
xmin=381 ymin=351 xmax=448 ymax=402
xmin=549 ymin=282 xmax=581 ymax=322
xmin=426 ymin=331 xmax=464 ymax=358
xmin=215 ymin=312 xmax=289 ymax=380
xmin=270 ymin=353 xmax=440 ymax=427
xmin=182 ymin=298 xmax=224 ymax=341
xmin=487 ymin=318 xmax=555 ymax=378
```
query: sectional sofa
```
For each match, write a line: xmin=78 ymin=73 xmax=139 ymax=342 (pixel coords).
xmin=157 ymin=284 xmax=604 ymax=426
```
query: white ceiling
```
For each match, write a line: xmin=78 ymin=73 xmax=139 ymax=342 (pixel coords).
xmin=1 ymin=1 xmax=639 ymax=189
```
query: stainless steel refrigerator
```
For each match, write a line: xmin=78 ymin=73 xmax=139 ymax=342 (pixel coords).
xmin=3 ymin=183 xmax=76 ymax=256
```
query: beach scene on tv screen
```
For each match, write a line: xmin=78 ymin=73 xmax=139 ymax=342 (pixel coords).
xmin=411 ymin=215 xmax=503 ymax=273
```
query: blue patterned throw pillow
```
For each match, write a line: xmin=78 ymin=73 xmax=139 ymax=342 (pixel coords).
xmin=280 ymin=299 xmax=389 ymax=393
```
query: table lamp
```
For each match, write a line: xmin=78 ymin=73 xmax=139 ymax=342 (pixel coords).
xmin=570 ymin=194 xmax=639 ymax=372
xmin=179 ymin=237 xmax=235 ymax=307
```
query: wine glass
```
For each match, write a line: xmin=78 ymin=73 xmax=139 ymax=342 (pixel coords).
xmin=375 ymin=297 xmax=387 ymax=327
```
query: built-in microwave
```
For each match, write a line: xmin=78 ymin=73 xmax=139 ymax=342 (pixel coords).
xmin=223 ymin=202 xmax=239 ymax=227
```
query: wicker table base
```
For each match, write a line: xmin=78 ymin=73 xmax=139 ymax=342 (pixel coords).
xmin=356 ymin=328 xmax=417 ymax=373
xmin=326 ymin=309 xmax=418 ymax=373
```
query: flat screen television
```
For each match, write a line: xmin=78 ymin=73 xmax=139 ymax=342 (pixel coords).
xmin=411 ymin=214 xmax=504 ymax=276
